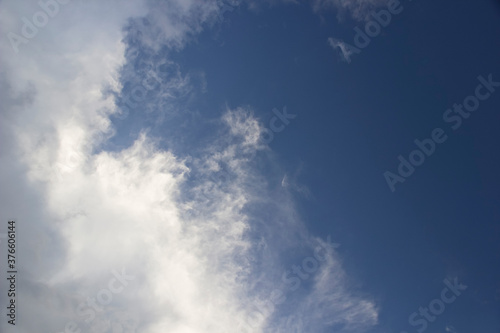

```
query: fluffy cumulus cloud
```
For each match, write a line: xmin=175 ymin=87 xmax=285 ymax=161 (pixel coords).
xmin=0 ymin=1 xmax=378 ymax=332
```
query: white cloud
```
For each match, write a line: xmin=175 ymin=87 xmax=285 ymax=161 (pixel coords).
xmin=0 ymin=1 xmax=378 ymax=332
xmin=328 ymin=37 xmax=360 ymax=63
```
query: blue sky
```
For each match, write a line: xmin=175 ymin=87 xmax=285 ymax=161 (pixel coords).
xmin=1 ymin=0 xmax=500 ymax=332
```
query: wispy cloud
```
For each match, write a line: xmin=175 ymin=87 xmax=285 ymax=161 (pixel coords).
xmin=328 ymin=37 xmax=360 ymax=63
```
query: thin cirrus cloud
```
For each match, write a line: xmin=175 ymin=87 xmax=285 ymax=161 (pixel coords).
xmin=328 ymin=37 xmax=359 ymax=63
xmin=0 ymin=1 xmax=378 ymax=332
